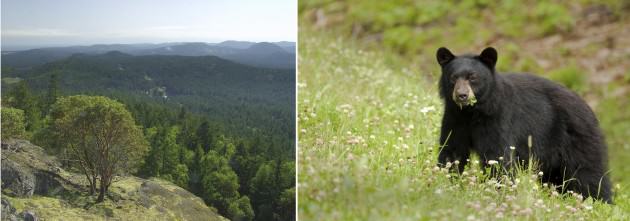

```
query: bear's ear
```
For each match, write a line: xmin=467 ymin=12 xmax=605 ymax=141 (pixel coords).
xmin=436 ymin=47 xmax=455 ymax=66
xmin=479 ymin=47 xmax=498 ymax=69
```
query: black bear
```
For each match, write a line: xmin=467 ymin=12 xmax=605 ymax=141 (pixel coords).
xmin=435 ymin=47 xmax=612 ymax=203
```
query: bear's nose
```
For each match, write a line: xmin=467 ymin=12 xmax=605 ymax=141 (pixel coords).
xmin=457 ymin=93 xmax=468 ymax=101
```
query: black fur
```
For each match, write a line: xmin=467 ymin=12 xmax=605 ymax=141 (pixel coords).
xmin=436 ymin=47 xmax=612 ymax=203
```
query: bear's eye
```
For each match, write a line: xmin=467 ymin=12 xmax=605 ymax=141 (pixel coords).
xmin=449 ymin=75 xmax=457 ymax=83
xmin=469 ymin=74 xmax=478 ymax=82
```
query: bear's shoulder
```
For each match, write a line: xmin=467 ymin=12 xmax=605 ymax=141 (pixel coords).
xmin=502 ymin=72 xmax=548 ymax=83
xmin=499 ymin=72 xmax=587 ymax=111
xmin=500 ymin=72 xmax=563 ymax=91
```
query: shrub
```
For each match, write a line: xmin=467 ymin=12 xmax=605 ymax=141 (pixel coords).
xmin=1 ymin=107 xmax=26 ymax=140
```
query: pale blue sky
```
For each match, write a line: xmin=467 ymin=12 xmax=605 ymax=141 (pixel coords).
xmin=1 ymin=0 xmax=296 ymax=50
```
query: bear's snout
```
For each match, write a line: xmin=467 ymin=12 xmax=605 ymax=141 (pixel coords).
xmin=455 ymin=88 xmax=469 ymax=101
xmin=452 ymin=79 xmax=476 ymax=108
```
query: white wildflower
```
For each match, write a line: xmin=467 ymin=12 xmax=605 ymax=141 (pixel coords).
xmin=420 ymin=106 xmax=436 ymax=114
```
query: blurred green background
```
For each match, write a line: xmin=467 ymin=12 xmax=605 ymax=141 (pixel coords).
xmin=299 ymin=0 xmax=630 ymax=187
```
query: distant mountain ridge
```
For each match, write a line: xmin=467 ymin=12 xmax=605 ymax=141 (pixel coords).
xmin=1 ymin=41 xmax=296 ymax=69
xmin=216 ymin=40 xmax=255 ymax=49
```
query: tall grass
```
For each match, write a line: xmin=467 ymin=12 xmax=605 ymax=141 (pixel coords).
xmin=297 ymin=30 xmax=629 ymax=220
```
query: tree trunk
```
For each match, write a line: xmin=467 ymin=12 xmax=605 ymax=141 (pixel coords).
xmin=97 ymin=187 xmax=105 ymax=202
xmin=90 ymin=176 xmax=97 ymax=195
xmin=97 ymin=177 xmax=106 ymax=203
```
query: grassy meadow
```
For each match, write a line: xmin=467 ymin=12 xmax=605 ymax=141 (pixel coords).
xmin=297 ymin=29 xmax=629 ymax=220
xmin=297 ymin=1 xmax=629 ymax=220
xmin=298 ymin=3 xmax=630 ymax=220
xmin=298 ymin=28 xmax=630 ymax=220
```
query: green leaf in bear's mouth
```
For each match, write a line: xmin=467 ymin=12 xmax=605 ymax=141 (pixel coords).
xmin=468 ymin=96 xmax=477 ymax=106
xmin=457 ymin=95 xmax=477 ymax=109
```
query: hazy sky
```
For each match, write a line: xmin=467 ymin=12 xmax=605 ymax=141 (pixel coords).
xmin=1 ymin=0 xmax=296 ymax=50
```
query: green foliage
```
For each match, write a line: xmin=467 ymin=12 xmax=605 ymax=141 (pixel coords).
xmin=231 ymin=142 xmax=265 ymax=196
xmin=195 ymin=121 xmax=215 ymax=152
xmin=44 ymin=72 xmax=59 ymax=114
xmin=200 ymin=150 xmax=241 ymax=216
xmin=142 ymin=126 xmax=185 ymax=181
xmin=383 ymin=26 xmax=414 ymax=54
xmin=300 ymin=0 xmax=580 ymax=60
xmin=139 ymin=125 xmax=190 ymax=188
xmin=250 ymin=163 xmax=275 ymax=200
xmin=127 ymin=106 xmax=294 ymax=221
xmin=1 ymin=107 xmax=26 ymax=140
xmin=277 ymin=187 xmax=296 ymax=221
xmin=533 ymin=1 xmax=574 ymax=35
xmin=250 ymin=163 xmax=276 ymax=220
xmin=48 ymin=95 xmax=149 ymax=201
xmin=348 ymin=0 xmax=417 ymax=32
xmin=50 ymin=95 xmax=149 ymax=172
xmin=228 ymin=196 xmax=255 ymax=221
xmin=172 ymin=164 xmax=190 ymax=187
xmin=249 ymin=160 xmax=295 ymax=221
xmin=548 ymin=65 xmax=588 ymax=94
xmin=6 ymin=81 xmax=42 ymax=132
xmin=7 ymin=81 xmax=32 ymax=112
xmin=596 ymin=89 xmax=630 ymax=187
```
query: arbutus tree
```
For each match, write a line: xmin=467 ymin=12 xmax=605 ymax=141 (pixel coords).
xmin=49 ymin=95 xmax=148 ymax=202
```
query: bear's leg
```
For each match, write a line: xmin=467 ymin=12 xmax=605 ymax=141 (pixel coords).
xmin=437 ymin=142 xmax=470 ymax=173
xmin=478 ymin=150 xmax=513 ymax=178
xmin=541 ymin=167 xmax=570 ymax=195
xmin=438 ymin=126 xmax=470 ymax=173
xmin=573 ymin=168 xmax=613 ymax=203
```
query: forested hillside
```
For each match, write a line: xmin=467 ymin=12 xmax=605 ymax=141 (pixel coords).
xmin=3 ymin=52 xmax=294 ymax=143
xmin=1 ymin=48 xmax=295 ymax=220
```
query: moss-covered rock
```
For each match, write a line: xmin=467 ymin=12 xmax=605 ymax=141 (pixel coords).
xmin=1 ymin=139 xmax=227 ymax=221
xmin=1 ymin=198 xmax=20 ymax=221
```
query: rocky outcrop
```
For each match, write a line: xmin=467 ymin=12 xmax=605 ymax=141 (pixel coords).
xmin=20 ymin=211 xmax=37 ymax=221
xmin=2 ymin=198 xmax=20 ymax=221
xmin=1 ymin=140 xmax=71 ymax=198
xmin=1 ymin=159 xmax=35 ymax=197
xmin=1 ymin=139 xmax=227 ymax=221
xmin=1 ymin=198 xmax=40 ymax=221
